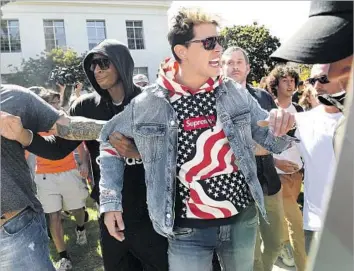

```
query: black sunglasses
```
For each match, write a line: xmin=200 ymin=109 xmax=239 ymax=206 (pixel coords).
xmin=306 ymin=75 xmax=330 ymax=86
xmin=186 ymin=36 xmax=224 ymax=50
xmin=90 ymin=58 xmax=111 ymax=72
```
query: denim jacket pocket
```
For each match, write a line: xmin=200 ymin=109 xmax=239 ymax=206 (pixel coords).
xmin=135 ymin=123 xmax=166 ymax=163
xmin=231 ymin=112 xmax=254 ymax=150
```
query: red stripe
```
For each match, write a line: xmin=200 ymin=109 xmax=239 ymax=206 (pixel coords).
xmin=185 ymin=130 xmax=225 ymax=182
xmin=103 ymin=149 xmax=118 ymax=156
xmin=230 ymin=154 xmax=238 ymax=171
xmin=200 ymin=143 xmax=230 ymax=180
xmin=188 ymin=202 xmax=216 ymax=219
xmin=189 ymin=188 xmax=232 ymax=218
xmin=162 ymin=77 xmax=175 ymax=93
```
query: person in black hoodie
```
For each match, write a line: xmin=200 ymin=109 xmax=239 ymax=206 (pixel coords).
xmin=24 ymin=39 xmax=168 ymax=271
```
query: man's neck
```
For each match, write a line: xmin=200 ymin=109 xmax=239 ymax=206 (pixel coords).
xmin=176 ymin=65 xmax=210 ymax=92
xmin=239 ymin=80 xmax=247 ymax=88
xmin=231 ymin=77 xmax=246 ymax=88
xmin=107 ymin=82 xmax=125 ymax=104
xmin=276 ymin=95 xmax=292 ymax=109
xmin=324 ymin=105 xmax=340 ymax=114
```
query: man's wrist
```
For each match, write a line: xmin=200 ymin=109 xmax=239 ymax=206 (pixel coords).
xmin=18 ymin=129 xmax=33 ymax=147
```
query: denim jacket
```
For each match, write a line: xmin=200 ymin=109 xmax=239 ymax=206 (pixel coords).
xmin=98 ymin=78 xmax=293 ymax=237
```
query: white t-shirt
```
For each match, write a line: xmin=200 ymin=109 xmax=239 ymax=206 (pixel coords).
xmin=295 ymin=105 xmax=343 ymax=231
xmin=274 ymin=103 xmax=303 ymax=174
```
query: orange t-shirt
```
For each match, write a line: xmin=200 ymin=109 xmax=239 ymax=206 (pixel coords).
xmin=35 ymin=132 xmax=77 ymax=174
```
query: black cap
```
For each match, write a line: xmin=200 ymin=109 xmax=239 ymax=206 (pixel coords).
xmin=271 ymin=1 xmax=353 ymax=64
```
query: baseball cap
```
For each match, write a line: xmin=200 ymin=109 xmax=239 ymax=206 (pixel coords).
xmin=133 ymin=74 xmax=149 ymax=85
xmin=271 ymin=1 xmax=353 ymax=64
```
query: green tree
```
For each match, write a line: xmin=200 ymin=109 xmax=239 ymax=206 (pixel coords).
xmin=5 ymin=48 xmax=85 ymax=88
xmin=297 ymin=64 xmax=312 ymax=82
xmin=220 ymin=22 xmax=281 ymax=83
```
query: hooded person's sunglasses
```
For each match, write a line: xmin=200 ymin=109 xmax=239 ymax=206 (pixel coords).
xmin=89 ymin=58 xmax=111 ymax=72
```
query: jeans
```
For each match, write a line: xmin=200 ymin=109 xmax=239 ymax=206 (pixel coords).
xmin=254 ymin=189 xmax=284 ymax=271
xmin=168 ymin=204 xmax=258 ymax=271
xmin=280 ymin=172 xmax=307 ymax=271
xmin=0 ymin=208 xmax=55 ymax=271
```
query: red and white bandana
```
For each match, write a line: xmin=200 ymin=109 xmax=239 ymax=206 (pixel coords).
xmin=156 ymin=57 xmax=222 ymax=102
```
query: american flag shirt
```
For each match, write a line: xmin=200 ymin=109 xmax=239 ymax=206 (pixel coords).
xmin=172 ymin=91 xmax=253 ymax=226
xmin=156 ymin=57 xmax=253 ymax=227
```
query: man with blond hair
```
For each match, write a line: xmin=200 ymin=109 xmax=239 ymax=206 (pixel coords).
xmin=98 ymin=7 xmax=296 ymax=271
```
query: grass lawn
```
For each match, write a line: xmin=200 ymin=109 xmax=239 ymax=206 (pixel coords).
xmin=49 ymin=197 xmax=104 ymax=271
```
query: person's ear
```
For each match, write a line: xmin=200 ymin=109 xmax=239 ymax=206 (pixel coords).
xmin=174 ymin=44 xmax=188 ymax=61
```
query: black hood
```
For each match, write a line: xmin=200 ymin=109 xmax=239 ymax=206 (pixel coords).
xmin=83 ymin=39 xmax=139 ymax=104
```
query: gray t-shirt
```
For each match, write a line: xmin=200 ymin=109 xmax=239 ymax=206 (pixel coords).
xmin=1 ymin=85 xmax=60 ymax=215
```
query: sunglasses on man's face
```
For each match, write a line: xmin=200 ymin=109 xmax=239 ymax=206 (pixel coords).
xmin=186 ymin=36 xmax=225 ymax=51
xmin=306 ymin=75 xmax=330 ymax=86
xmin=90 ymin=58 xmax=111 ymax=72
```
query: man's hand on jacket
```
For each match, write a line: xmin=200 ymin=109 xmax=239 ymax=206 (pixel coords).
xmin=109 ymin=132 xmax=141 ymax=159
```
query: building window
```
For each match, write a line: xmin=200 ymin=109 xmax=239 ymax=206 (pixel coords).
xmin=1 ymin=19 xmax=21 ymax=53
xmin=43 ymin=20 xmax=66 ymax=51
xmin=87 ymin=20 xmax=106 ymax=50
xmin=133 ymin=67 xmax=148 ymax=78
xmin=126 ymin=20 xmax=145 ymax=50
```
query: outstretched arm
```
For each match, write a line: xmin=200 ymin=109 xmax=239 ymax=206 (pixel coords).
xmin=0 ymin=110 xmax=106 ymax=142
xmin=52 ymin=113 xmax=106 ymax=141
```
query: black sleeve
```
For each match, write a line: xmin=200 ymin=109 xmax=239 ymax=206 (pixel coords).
xmin=69 ymin=95 xmax=86 ymax=117
xmin=26 ymin=133 xmax=81 ymax=160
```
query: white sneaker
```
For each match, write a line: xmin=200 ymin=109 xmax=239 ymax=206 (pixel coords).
xmin=279 ymin=242 xmax=295 ymax=267
xmin=56 ymin=258 xmax=72 ymax=271
xmin=76 ymin=229 xmax=87 ymax=245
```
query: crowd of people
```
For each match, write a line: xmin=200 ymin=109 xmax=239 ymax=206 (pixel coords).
xmin=0 ymin=1 xmax=353 ymax=271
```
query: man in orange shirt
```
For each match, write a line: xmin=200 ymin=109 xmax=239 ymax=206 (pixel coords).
xmin=32 ymin=88 xmax=89 ymax=271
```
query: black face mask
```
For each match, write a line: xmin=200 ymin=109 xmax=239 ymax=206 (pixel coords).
xmin=318 ymin=91 xmax=346 ymax=112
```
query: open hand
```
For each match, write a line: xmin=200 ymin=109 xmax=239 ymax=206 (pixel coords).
xmin=258 ymin=109 xmax=295 ymax=137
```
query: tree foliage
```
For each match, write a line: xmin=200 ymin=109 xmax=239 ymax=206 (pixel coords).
xmin=297 ymin=64 xmax=312 ymax=82
xmin=5 ymin=48 xmax=85 ymax=88
xmin=220 ymin=22 xmax=281 ymax=83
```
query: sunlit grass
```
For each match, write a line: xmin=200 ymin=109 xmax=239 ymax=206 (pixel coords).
xmin=48 ymin=197 xmax=104 ymax=270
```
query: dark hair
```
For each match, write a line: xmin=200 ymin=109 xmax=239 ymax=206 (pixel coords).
xmin=167 ymin=7 xmax=219 ymax=63
xmin=267 ymin=64 xmax=300 ymax=97
xmin=298 ymin=80 xmax=304 ymax=87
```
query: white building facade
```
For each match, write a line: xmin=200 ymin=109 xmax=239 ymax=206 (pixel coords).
xmin=0 ymin=0 xmax=172 ymax=82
